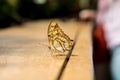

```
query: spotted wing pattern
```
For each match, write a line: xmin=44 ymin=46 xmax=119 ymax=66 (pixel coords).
xmin=48 ymin=21 xmax=73 ymax=53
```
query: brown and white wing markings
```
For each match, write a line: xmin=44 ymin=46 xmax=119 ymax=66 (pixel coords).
xmin=48 ymin=21 xmax=73 ymax=53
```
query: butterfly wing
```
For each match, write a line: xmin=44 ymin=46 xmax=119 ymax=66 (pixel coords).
xmin=48 ymin=21 xmax=73 ymax=53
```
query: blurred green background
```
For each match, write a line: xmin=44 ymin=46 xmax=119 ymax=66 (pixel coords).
xmin=0 ymin=0 xmax=97 ymax=28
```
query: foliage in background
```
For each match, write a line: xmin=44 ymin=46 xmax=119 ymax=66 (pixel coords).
xmin=0 ymin=0 xmax=97 ymax=28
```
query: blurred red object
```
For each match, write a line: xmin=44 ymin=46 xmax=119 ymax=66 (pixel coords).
xmin=93 ymin=24 xmax=110 ymax=64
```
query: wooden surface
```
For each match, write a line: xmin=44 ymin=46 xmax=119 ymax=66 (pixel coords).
xmin=61 ymin=24 xmax=93 ymax=80
xmin=0 ymin=19 xmax=93 ymax=80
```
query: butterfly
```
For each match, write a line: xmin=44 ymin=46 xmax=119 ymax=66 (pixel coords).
xmin=48 ymin=21 xmax=73 ymax=53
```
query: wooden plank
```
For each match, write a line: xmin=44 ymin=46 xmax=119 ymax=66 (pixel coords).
xmin=0 ymin=20 xmax=79 ymax=80
xmin=61 ymin=23 xmax=93 ymax=80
